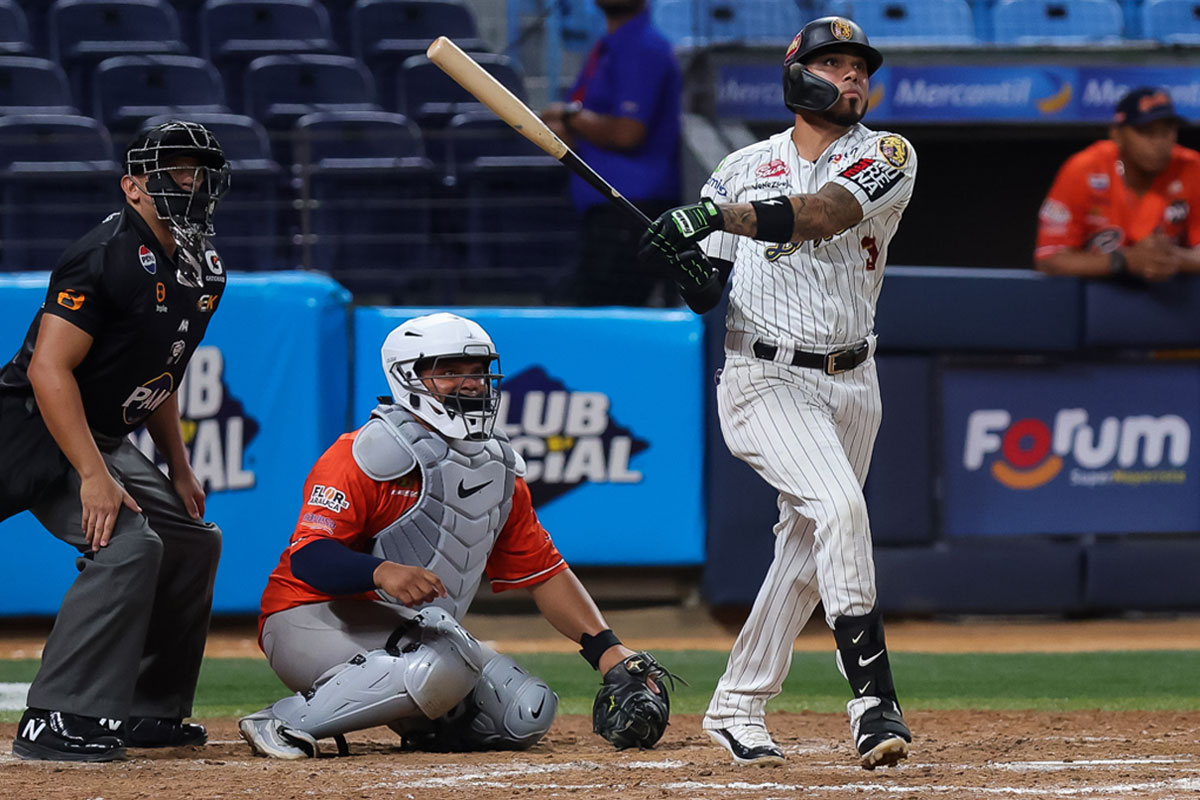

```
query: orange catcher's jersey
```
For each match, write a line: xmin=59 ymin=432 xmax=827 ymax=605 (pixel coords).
xmin=1036 ymin=140 xmax=1200 ymax=259
xmin=259 ymin=429 xmax=567 ymax=628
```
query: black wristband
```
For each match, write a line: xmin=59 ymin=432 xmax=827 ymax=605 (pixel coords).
xmin=1109 ymin=249 xmax=1128 ymax=275
xmin=579 ymin=629 xmax=622 ymax=670
xmin=750 ymin=196 xmax=795 ymax=243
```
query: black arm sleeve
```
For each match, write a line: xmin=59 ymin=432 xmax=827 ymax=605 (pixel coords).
xmin=679 ymin=258 xmax=732 ymax=315
xmin=290 ymin=537 xmax=385 ymax=596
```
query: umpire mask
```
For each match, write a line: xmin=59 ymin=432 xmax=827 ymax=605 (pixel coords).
xmin=126 ymin=120 xmax=231 ymax=281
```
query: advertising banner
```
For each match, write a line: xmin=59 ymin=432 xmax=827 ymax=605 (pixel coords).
xmin=942 ymin=362 xmax=1200 ymax=536
xmin=354 ymin=307 xmax=706 ymax=566
xmin=715 ymin=63 xmax=1200 ymax=123
xmin=0 ymin=272 xmax=351 ymax=614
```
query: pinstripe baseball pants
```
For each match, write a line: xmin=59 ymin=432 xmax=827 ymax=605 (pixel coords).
xmin=704 ymin=343 xmax=882 ymax=728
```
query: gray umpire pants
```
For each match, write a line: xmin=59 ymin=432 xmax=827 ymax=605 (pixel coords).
xmin=26 ymin=436 xmax=222 ymax=722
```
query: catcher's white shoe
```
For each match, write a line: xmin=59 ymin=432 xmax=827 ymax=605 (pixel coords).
xmin=707 ymin=723 xmax=785 ymax=767
xmin=238 ymin=709 xmax=318 ymax=760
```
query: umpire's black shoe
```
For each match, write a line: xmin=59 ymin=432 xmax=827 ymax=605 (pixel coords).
xmin=12 ymin=708 xmax=126 ymax=762
xmin=707 ymin=724 xmax=785 ymax=767
xmin=126 ymin=717 xmax=208 ymax=748
xmin=856 ymin=699 xmax=911 ymax=770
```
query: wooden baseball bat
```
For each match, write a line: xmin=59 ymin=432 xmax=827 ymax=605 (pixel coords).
xmin=426 ymin=36 xmax=653 ymax=227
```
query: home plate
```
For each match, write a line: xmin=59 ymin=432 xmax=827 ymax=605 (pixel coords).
xmin=0 ymin=683 xmax=29 ymax=711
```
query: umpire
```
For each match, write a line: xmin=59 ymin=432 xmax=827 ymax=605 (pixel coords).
xmin=0 ymin=120 xmax=231 ymax=762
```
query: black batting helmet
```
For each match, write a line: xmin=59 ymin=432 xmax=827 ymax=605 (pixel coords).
xmin=783 ymin=17 xmax=883 ymax=114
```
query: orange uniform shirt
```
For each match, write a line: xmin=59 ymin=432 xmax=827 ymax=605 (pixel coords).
xmin=258 ymin=429 xmax=568 ymax=637
xmin=1035 ymin=140 xmax=1200 ymax=260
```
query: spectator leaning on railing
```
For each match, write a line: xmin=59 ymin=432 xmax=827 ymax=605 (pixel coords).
xmin=1035 ymin=87 xmax=1200 ymax=282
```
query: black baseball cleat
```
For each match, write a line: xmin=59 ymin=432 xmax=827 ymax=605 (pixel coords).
xmin=125 ymin=717 xmax=208 ymax=747
xmin=707 ymin=724 xmax=786 ymax=767
xmin=856 ymin=700 xmax=911 ymax=770
xmin=12 ymin=708 xmax=126 ymax=762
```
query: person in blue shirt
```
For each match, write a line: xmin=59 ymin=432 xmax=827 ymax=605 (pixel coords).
xmin=542 ymin=0 xmax=682 ymax=306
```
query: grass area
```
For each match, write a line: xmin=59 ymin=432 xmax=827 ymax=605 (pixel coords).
xmin=2 ymin=650 xmax=1199 ymax=722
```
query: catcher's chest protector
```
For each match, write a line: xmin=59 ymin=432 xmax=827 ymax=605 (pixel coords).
xmin=356 ymin=406 xmax=518 ymax=619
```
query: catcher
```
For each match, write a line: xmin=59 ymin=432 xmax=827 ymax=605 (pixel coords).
xmin=239 ymin=313 xmax=675 ymax=757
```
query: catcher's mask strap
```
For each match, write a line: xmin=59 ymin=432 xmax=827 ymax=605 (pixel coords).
xmin=580 ymin=629 xmax=622 ymax=670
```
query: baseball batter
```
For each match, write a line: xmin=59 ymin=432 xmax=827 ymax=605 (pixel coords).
xmin=638 ymin=17 xmax=915 ymax=770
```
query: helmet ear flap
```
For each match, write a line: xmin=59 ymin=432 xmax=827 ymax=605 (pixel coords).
xmin=783 ymin=61 xmax=840 ymax=114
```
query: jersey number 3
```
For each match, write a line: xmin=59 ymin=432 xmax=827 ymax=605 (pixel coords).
xmin=861 ymin=236 xmax=879 ymax=270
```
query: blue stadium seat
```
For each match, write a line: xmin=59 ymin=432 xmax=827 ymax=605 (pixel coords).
xmin=244 ymin=53 xmax=378 ymax=132
xmin=293 ymin=110 xmax=436 ymax=289
xmin=1142 ymin=0 xmax=1200 ymax=43
xmin=444 ymin=110 xmax=573 ymax=288
xmin=0 ymin=55 xmax=76 ymax=114
xmin=352 ymin=0 xmax=486 ymax=105
xmin=146 ymin=110 xmax=283 ymax=268
xmin=0 ymin=114 xmax=120 ymax=269
xmin=12 ymin=0 xmax=53 ymax=55
xmin=851 ymin=0 xmax=977 ymax=44
xmin=202 ymin=0 xmax=338 ymax=109
xmin=50 ymin=0 xmax=186 ymax=101
xmin=395 ymin=53 xmax=523 ymax=162
xmin=651 ymin=0 xmax=803 ymax=45
xmin=93 ymin=55 xmax=229 ymax=134
xmin=992 ymin=0 xmax=1123 ymax=43
xmin=0 ymin=0 xmax=33 ymax=53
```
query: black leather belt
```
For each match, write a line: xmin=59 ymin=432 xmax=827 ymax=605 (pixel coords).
xmin=751 ymin=339 xmax=870 ymax=375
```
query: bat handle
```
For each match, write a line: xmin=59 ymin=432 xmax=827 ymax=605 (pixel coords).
xmin=560 ymin=150 xmax=654 ymax=228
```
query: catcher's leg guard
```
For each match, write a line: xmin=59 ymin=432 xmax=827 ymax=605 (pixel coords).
xmin=271 ymin=608 xmax=485 ymax=741
xmin=431 ymin=653 xmax=558 ymax=751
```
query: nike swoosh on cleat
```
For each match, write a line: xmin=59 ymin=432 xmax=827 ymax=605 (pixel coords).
xmin=457 ymin=479 xmax=494 ymax=498
xmin=858 ymin=649 xmax=885 ymax=667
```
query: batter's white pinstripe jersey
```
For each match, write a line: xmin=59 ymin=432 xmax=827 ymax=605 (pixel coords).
xmin=700 ymin=124 xmax=917 ymax=350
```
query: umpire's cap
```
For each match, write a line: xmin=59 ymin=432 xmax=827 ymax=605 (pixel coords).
xmin=783 ymin=17 xmax=883 ymax=114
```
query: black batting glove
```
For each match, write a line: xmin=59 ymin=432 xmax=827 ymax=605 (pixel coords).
xmin=644 ymin=198 xmax=725 ymax=252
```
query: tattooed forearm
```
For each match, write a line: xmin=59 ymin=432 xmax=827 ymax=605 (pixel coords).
xmin=720 ymin=204 xmax=759 ymax=237
xmin=790 ymin=184 xmax=863 ymax=241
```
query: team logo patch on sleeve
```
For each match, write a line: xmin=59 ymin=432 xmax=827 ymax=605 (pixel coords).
xmin=309 ymin=484 xmax=351 ymax=512
xmin=877 ymin=136 xmax=909 ymax=169
xmin=56 ymin=289 xmax=85 ymax=311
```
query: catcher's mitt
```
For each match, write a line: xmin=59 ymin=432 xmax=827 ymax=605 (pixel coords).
xmin=592 ymin=652 xmax=683 ymax=750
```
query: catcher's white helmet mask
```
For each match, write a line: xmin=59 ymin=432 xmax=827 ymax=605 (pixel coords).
xmin=381 ymin=313 xmax=503 ymax=440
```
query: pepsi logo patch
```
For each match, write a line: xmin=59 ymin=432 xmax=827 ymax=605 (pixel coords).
xmin=138 ymin=245 xmax=157 ymax=275
xmin=755 ymin=159 xmax=790 ymax=178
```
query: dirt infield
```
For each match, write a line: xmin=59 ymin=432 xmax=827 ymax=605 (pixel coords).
xmin=4 ymin=612 xmax=1200 ymax=798
xmin=3 ymin=710 xmax=1199 ymax=799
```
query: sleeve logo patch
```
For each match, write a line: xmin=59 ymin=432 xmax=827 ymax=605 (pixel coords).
xmin=877 ymin=136 xmax=909 ymax=169
xmin=56 ymin=289 xmax=85 ymax=311
xmin=138 ymin=245 xmax=157 ymax=274
xmin=1038 ymin=198 xmax=1072 ymax=225
xmin=309 ymin=484 xmax=351 ymax=513
xmin=840 ymin=157 xmax=903 ymax=201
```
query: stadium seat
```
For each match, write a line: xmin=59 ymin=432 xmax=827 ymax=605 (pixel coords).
xmin=352 ymin=0 xmax=486 ymax=105
xmin=394 ymin=53 xmax=523 ymax=162
xmin=1142 ymin=0 xmax=1200 ymax=43
xmin=93 ymin=55 xmax=229 ymax=134
xmin=0 ymin=56 xmax=77 ymax=114
xmin=444 ymin=111 xmax=574 ymax=288
xmin=201 ymin=0 xmax=337 ymax=109
xmin=0 ymin=0 xmax=33 ymax=53
xmin=50 ymin=0 xmax=186 ymax=100
xmin=244 ymin=53 xmax=378 ymax=133
xmin=992 ymin=0 xmax=1123 ymax=43
xmin=851 ymin=0 xmax=977 ymax=44
xmin=0 ymin=114 xmax=121 ymax=269
xmin=145 ymin=110 xmax=283 ymax=268
xmin=293 ymin=110 xmax=437 ymax=290
xmin=650 ymin=0 xmax=803 ymax=45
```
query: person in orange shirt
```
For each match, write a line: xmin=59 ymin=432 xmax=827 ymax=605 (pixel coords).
xmin=238 ymin=313 xmax=674 ymax=759
xmin=1035 ymin=87 xmax=1200 ymax=282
